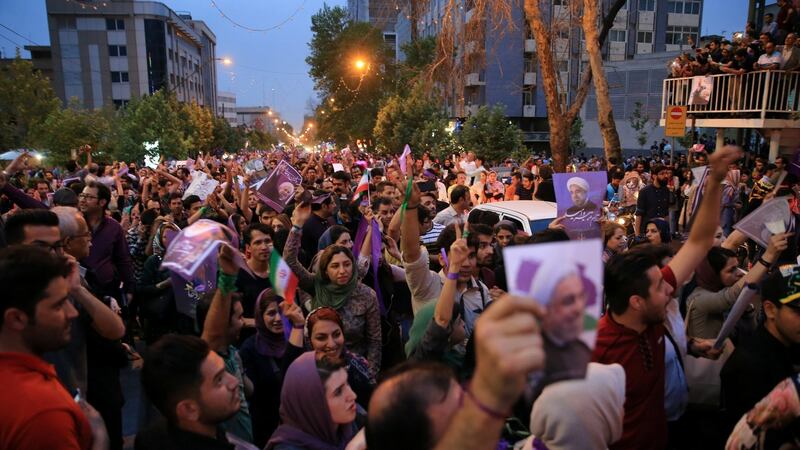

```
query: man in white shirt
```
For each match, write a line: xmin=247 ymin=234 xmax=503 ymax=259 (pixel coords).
xmin=756 ymin=41 xmax=784 ymax=70
xmin=434 ymin=185 xmax=470 ymax=227
xmin=781 ymin=33 xmax=800 ymax=71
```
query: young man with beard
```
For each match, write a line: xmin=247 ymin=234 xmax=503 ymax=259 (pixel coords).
xmin=593 ymin=145 xmax=740 ymax=450
xmin=0 ymin=246 xmax=109 ymax=450
xmin=468 ymin=223 xmax=496 ymax=289
xmin=634 ymin=165 xmax=672 ymax=236
xmin=135 ymin=334 xmax=255 ymax=450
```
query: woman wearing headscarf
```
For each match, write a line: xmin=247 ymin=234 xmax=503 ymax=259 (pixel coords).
xmin=306 ymin=307 xmax=376 ymax=407
xmin=522 ymin=363 xmax=626 ymax=450
xmin=266 ymin=352 xmax=361 ymax=450
xmin=645 ymin=218 xmax=672 ymax=245
xmin=284 ymin=203 xmax=382 ymax=377
xmin=239 ymin=289 xmax=306 ymax=448
xmin=686 ymin=233 xmax=787 ymax=339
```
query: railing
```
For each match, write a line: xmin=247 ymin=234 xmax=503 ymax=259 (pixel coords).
xmin=661 ymin=70 xmax=800 ymax=121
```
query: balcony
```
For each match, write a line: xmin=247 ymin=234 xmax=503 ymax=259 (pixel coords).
xmin=523 ymin=105 xmax=536 ymax=117
xmin=660 ymin=71 xmax=799 ymax=126
xmin=524 ymin=72 xmax=537 ymax=86
xmin=524 ymin=39 xmax=536 ymax=53
xmin=660 ymin=70 xmax=800 ymax=158
xmin=465 ymin=72 xmax=485 ymax=86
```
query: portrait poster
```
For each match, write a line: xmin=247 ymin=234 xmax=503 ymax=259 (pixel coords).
xmin=553 ymin=172 xmax=607 ymax=240
xmin=161 ymin=219 xmax=250 ymax=281
xmin=256 ymin=159 xmax=302 ymax=212
xmin=503 ymin=239 xmax=603 ymax=394
xmin=734 ymin=197 xmax=793 ymax=248
xmin=182 ymin=172 xmax=219 ymax=201
xmin=689 ymin=76 xmax=713 ymax=106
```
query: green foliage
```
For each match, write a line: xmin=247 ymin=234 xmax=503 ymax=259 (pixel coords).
xmin=307 ymin=5 xmax=395 ymax=147
xmin=114 ymin=90 xmax=191 ymax=161
xmin=0 ymin=55 xmax=60 ymax=150
xmin=628 ymin=101 xmax=652 ymax=148
xmin=30 ymin=99 xmax=115 ymax=166
xmin=373 ymin=83 xmax=454 ymax=157
xmin=569 ymin=116 xmax=587 ymax=155
xmin=458 ymin=105 xmax=523 ymax=164
xmin=396 ymin=36 xmax=437 ymax=95
xmin=211 ymin=117 xmax=245 ymax=151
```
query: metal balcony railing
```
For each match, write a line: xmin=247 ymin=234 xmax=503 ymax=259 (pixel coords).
xmin=661 ymin=70 xmax=800 ymax=121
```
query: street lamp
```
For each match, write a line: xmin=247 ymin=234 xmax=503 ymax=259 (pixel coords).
xmin=354 ymin=59 xmax=366 ymax=71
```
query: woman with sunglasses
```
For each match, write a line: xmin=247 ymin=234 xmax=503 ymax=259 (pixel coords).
xmin=240 ymin=289 xmax=306 ymax=448
xmin=306 ymin=307 xmax=376 ymax=408
xmin=285 ymin=202 xmax=382 ymax=377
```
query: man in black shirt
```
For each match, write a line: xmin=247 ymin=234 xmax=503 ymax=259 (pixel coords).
xmin=721 ymin=48 xmax=756 ymax=75
xmin=515 ymin=172 xmax=534 ymax=200
xmin=235 ymin=224 xmax=273 ymax=323
xmin=301 ymin=191 xmax=334 ymax=264
xmin=720 ymin=265 xmax=800 ymax=445
xmin=634 ymin=164 xmax=671 ymax=235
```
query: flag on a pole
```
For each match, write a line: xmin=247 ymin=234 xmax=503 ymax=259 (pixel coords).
xmin=352 ymin=171 xmax=370 ymax=202
xmin=269 ymin=249 xmax=298 ymax=304
xmin=399 ymin=144 xmax=412 ymax=176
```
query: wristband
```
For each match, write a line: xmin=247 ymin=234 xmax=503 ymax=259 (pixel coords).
xmin=292 ymin=323 xmax=305 ymax=329
xmin=446 ymin=272 xmax=459 ymax=280
xmin=292 ymin=224 xmax=302 ymax=232
xmin=758 ymin=257 xmax=773 ymax=268
xmin=464 ymin=384 xmax=508 ymax=421
xmin=217 ymin=271 xmax=238 ymax=296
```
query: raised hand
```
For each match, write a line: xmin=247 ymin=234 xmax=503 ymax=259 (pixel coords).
xmin=281 ymin=301 xmax=305 ymax=327
xmin=448 ymin=221 xmax=470 ymax=272
xmin=291 ymin=201 xmax=312 ymax=228
xmin=708 ymin=146 xmax=743 ymax=182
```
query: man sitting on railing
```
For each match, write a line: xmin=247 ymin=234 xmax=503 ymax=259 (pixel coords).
xmin=781 ymin=33 xmax=800 ymax=71
xmin=756 ymin=41 xmax=785 ymax=71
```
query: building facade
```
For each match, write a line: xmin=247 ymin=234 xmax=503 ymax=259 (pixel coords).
xmin=236 ymin=106 xmax=280 ymax=133
xmin=348 ymin=0 xmax=399 ymax=60
xmin=396 ymin=0 xmax=704 ymax=149
xmin=217 ymin=90 xmax=237 ymax=126
xmin=45 ymin=0 xmax=217 ymax=112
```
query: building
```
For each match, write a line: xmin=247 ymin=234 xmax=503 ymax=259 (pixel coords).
xmin=582 ymin=51 xmax=677 ymax=152
xmin=348 ymin=0 xmax=398 ymax=59
xmin=217 ymin=90 xmax=237 ymax=126
xmin=395 ymin=0 xmax=704 ymax=148
xmin=0 ymin=45 xmax=54 ymax=81
xmin=236 ymin=106 xmax=280 ymax=133
xmin=44 ymin=0 xmax=218 ymax=112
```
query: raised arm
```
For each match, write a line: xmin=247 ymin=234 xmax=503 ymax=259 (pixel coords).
xmin=202 ymin=246 xmax=237 ymax=352
xmin=284 ymin=202 xmax=317 ymax=292
xmin=398 ymin=162 xmax=423 ymax=264
xmin=435 ymin=223 xmax=468 ymax=328
xmin=669 ymin=146 xmax=743 ymax=287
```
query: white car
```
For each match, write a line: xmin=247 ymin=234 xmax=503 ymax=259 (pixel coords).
xmin=468 ymin=200 xmax=557 ymax=234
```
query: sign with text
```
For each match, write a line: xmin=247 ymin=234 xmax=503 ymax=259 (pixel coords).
xmin=665 ymin=105 xmax=687 ymax=137
xmin=553 ymin=172 xmax=606 ymax=240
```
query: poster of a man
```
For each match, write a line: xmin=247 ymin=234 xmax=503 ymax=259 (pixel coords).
xmin=554 ymin=172 xmax=607 ymax=240
xmin=257 ymin=159 xmax=303 ymax=212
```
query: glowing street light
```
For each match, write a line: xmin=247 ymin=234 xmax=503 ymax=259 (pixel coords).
xmin=354 ymin=59 xmax=366 ymax=71
xmin=220 ymin=57 xmax=233 ymax=66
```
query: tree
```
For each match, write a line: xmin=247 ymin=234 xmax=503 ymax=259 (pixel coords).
xmin=31 ymin=100 xmax=114 ymax=166
xmin=629 ymin=101 xmax=652 ymax=149
xmin=523 ymin=0 xmax=628 ymax=171
xmin=582 ymin=0 xmax=622 ymax=162
xmin=0 ymin=55 xmax=60 ymax=150
xmin=182 ymin=101 xmax=214 ymax=153
xmin=211 ymin=117 xmax=244 ymax=151
xmin=373 ymin=82 xmax=454 ymax=157
xmin=307 ymin=5 xmax=395 ymax=147
xmin=569 ymin=116 xmax=587 ymax=156
xmin=458 ymin=105 xmax=524 ymax=164
xmin=114 ymin=90 xmax=192 ymax=161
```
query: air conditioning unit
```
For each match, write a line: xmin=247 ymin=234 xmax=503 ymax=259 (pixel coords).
xmin=466 ymin=73 xmax=485 ymax=86
xmin=524 ymin=39 xmax=536 ymax=53
xmin=523 ymin=105 xmax=536 ymax=117
xmin=524 ymin=72 xmax=537 ymax=86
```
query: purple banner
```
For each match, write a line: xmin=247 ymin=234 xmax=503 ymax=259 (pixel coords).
xmin=161 ymin=219 xmax=251 ymax=281
xmin=553 ymin=172 xmax=607 ymax=240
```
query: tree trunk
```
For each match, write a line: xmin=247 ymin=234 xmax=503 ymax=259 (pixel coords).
xmin=524 ymin=0 xmax=568 ymax=172
xmin=582 ymin=0 xmax=622 ymax=163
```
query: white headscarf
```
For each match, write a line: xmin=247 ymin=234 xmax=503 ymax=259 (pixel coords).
xmin=566 ymin=177 xmax=590 ymax=193
xmin=526 ymin=363 xmax=626 ymax=450
xmin=528 ymin=261 xmax=579 ymax=305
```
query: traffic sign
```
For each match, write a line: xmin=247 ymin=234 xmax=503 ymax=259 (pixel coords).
xmin=664 ymin=105 xmax=687 ymax=137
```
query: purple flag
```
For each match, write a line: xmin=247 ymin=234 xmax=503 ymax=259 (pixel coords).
xmin=399 ymin=144 xmax=411 ymax=176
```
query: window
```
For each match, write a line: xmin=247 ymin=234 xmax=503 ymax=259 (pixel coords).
xmin=666 ymin=25 xmax=698 ymax=45
xmin=556 ymin=60 xmax=569 ymax=72
xmin=556 ymin=29 xmax=569 ymax=39
xmin=110 ymin=71 xmax=129 ymax=83
xmin=553 ymin=0 xmax=567 ymax=5
xmin=523 ymin=90 xmax=534 ymax=106
xmin=610 ymin=30 xmax=627 ymax=42
xmin=112 ymin=99 xmax=129 ymax=108
xmin=108 ymin=45 xmax=127 ymax=57
xmin=667 ymin=0 xmax=699 ymax=14
xmin=524 ymin=57 xmax=535 ymax=73
xmin=637 ymin=31 xmax=653 ymax=43
xmin=106 ymin=19 xmax=125 ymax=30
xmin=638 ymin=0 xmax=655 ymax=11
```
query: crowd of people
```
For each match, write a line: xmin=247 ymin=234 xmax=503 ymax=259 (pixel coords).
xmin=1 ymin=139 xmax=799 ymax=450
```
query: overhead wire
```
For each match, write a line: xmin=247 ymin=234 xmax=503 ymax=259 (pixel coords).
xmin=209 ymin=0 xmax=308 ymax=33
xmin=0 ymin=23 xmax=40 ymax=46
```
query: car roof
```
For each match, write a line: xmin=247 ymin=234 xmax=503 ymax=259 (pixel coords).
xmin=473 ymin=200 xmax=557 ymax=220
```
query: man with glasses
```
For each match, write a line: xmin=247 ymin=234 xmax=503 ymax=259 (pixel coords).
xmin=78 ymin=181 xmax=135 ymax=302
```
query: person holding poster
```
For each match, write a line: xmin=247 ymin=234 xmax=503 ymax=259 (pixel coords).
xmin=257 ymin=160 xmax=302 ymax=213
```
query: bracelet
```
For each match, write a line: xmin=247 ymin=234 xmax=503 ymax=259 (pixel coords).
xmin=758 ymin=257 xmax=773 ymax=268
xmin=217 ymin=271 xmax=238 ymax=296
xmin=292 ymin=224 xmax=302 ymax=232
xmin=292 ymin=323 xmax=305 ymax=329
xmin=446 ymin=272 xmax=459 ymax=280
xmin=464 ymin=384 xmax=508 ymax=421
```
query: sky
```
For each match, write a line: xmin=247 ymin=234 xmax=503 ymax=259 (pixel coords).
xmin=0 ymin=0 xmax=749 ymax=130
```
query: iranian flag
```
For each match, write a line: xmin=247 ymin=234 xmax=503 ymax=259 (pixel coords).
xmin=352 ymin=171 xmax=370 ymax=202
xmin=269 ymin=249 xmax=298 ymax=304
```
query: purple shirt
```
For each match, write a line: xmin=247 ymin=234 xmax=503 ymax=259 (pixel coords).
xmin=82 ymin=215 xmax=135 ymax=294
xmin=1 ymin=184 xmax=48 ymax=210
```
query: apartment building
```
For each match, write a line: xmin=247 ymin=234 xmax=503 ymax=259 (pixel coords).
xmin=45 ymin=0 xmax=218 ymax=112
xmin=217 ymin=90 xmax=237 ymax=126
xmin=396 ymin=0 xmax=703 ymax=148
xmin=347 ymin=0 xmax=399 ymax=60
